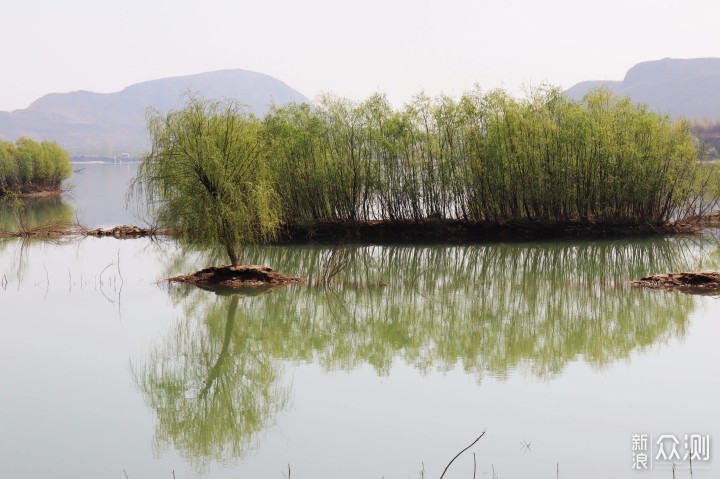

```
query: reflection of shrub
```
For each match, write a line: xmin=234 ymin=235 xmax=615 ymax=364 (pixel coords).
xmin=0 ymin=138 xmax=72 ymax=194
xmin=132 ymin=238 xmax=708 ymax=466
xmin=0 ymin=196 xmax=74 ymax=232
xmin=161 ymin=238 xmax=706 ymax=380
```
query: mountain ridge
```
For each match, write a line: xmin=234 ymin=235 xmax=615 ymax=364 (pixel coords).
xmin=565 ymin=57 xmax=720 ymax=118
xmin=0 ymin=69 xmax=309 ymax=156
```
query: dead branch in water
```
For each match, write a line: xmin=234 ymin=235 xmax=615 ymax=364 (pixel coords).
xmin=439 ymin=431 xmax=486 ymax=479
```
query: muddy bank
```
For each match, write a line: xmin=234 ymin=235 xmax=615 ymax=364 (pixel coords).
xmin=0 ymin=224 xmax=171 ymax=239
xmin=20 ymin=188 xmax=64 ymax=199
xmin=0 ymin=187 xmax=64 ymax=199
xmin=278 ymin=219 xmax=697 ymax=244
xmin=12 ymin=187 xmax=64 ymax=198
xmin=0 ymin=217 xmax=707 ymax=243
xmin=82 ymin=225 xmax=172 ymax=238
xmin=677 ymin=213 xmax=720 ymax=228
xmin=168 ymin=265 xmax=305 ymax=289
xmin=632 ymin=272 xmax=720 ymax=293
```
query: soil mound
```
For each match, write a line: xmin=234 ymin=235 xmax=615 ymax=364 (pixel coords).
xmin=168 ymin=264 xmax=305 ymax=288
xmin=84 ymin=225 xmax=170 ymax=238
xmin=632 ymin=272 xmax=720 ymax=293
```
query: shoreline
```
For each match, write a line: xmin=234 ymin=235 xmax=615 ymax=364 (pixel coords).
xmin=276 ymin=218 xmax=702 ymax=244
xmin=0 ymin=218 xmax=708 ymax=242
xmin=0 ymin=225 xmax=171 ymax=239
xmin=0 ymin=187 xmax=64 ymax=199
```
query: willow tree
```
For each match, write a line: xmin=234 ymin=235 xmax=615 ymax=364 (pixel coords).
xmin=132 ymin=97 xmax=280 ymax=265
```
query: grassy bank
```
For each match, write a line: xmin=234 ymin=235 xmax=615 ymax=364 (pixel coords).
xmin=0 ymin=138 xmax=72 ymax=196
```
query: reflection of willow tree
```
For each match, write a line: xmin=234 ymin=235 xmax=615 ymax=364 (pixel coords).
xmin=132 ymin=292 xmax=290 ymax=469
xmin=137 ymin=238 xmax=714 ymax=464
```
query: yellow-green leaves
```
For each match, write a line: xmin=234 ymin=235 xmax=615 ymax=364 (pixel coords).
xmin=0 ymin=138 xmax=71 ymax=194
xmin=134 ymin=88 xmax=716 ymax=254
xmin=133 ymin=97 xmax=282 ymax=265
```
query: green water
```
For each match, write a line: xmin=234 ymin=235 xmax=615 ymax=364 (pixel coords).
xmin=1 ymin=164 xmax=719 ymax=478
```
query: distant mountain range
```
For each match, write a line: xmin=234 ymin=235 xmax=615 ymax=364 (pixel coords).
xmin=0 ymin=70 xmax=309 ymax=157
xmin=566 ymin=57 xmax=720 ymax=118
xmin=4 ymin=61 xmax=718 ymax=158
xmin=567 ymin=58 xmax=720 ymax=155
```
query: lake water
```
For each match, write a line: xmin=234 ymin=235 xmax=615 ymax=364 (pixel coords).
xmin=1 ymin=163 xmax=719 ymax=478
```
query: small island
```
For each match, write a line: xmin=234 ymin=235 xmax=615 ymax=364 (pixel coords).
xmin=126 ymin=87 xmax=720 ymax=290
xmin=0 ymin=137 xmax=72 ymax=197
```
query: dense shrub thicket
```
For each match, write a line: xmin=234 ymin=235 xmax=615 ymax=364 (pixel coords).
xmin=265 ymin=87 xmax=711 ymax=225
xmin=135 ymin=88 xmax=717 ymax=253
xmin=0 ymin=138 xmax=72 ymax=194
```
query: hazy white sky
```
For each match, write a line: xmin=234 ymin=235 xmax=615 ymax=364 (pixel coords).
xmin=1 ymin=0 xmax=719 ymax=111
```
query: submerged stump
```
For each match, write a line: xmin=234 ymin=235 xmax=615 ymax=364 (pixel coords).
xmin=168 ymin=265 xmax=305 ymax=289
xmin=632 ymin=272 xmax=720 ymax=293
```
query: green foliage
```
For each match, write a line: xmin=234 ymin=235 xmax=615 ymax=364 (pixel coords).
xmin=135 ymin=89 xmax=716 ymax=256
xmin=263 ymin=102 xmax=333 ymax=221
xmin=132 ymin=96 xmax=281 ymax=265
xmin=263 ymin=87 xmax=712 ymax=225
xmin=0 ymin=137 xmax=71 ymax=194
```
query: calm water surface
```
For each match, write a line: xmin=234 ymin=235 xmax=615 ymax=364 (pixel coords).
xmin=1 ymin=164 xmax=719 ymax=478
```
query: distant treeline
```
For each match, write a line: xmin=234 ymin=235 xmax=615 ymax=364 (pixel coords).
xmin=688 ymin=119 xmax=720 ymax=159
xmin=136 ymin=87 xmax=718 ymax=249
xmin=0 ymin=138 xmax=72 ymax=195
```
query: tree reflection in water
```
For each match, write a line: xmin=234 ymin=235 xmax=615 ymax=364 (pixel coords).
xmin=133 ymin=288 xmax=290 ymax=470
xmin=0 ymin=195 xmax=74 ymax=232
xmin=134 ymin=237 xmax=714 ymax=466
